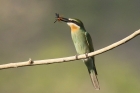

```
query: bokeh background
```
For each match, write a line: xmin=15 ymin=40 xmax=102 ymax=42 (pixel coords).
xmin=0 ymin=0 xmax=140 ymax=93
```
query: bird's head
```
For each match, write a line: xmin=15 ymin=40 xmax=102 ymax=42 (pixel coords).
xmin=54 ymin=13 xmax=85 ymax=32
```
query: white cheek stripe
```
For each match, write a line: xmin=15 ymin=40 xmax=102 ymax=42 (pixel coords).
xmin=67 ymin=23 xmax=80 ymax=29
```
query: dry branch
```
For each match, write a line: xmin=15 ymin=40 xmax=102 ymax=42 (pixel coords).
xmin=0 ymin=29 xmax=140 ymax=70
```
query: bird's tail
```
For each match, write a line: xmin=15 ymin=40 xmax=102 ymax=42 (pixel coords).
xmin=84 ymin=57 xmax=100 ymax=90
xmin=89 ymin=69 xmax=100 ymax=90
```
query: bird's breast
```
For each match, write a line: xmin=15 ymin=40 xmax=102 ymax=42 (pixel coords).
xmin=67 ymin=23 xmax=80 ymax=32
xmin=71 ymin=30 xmax=90 ymax=54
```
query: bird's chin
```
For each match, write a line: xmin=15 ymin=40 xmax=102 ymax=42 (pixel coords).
xmin=67 ymin=23 xmax=71 ymax=25
xmin=67 ymin=23 xmax=79 ymax=27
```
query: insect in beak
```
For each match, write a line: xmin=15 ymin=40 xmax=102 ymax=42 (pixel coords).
xmin=54 ymin=13 xmax=69 ymax=23
xmin=54 ymin=13 xmax=62 ymax=23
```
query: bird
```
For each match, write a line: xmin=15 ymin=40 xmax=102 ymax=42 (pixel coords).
xmin=54 ymin=13 xmax=100 ymax=90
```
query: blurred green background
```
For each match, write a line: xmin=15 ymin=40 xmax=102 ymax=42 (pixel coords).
xmin=0 ymin=0 xmax=140 ymax=93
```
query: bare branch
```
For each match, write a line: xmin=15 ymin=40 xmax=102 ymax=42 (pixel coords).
xmin=0 ymin=29 xmax=140 ymax=70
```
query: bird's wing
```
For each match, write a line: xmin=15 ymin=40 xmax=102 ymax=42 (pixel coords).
xmin=84 ymin=31 xmax=98 ymax=75
xmin=84 ymin=32 xmax=94 ymax=52
xmin=85 ymin=32 xmax=98 ymax=75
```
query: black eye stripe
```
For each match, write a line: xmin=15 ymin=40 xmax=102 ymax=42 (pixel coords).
xmin=70 ymin=20 xmax=79 ymax=25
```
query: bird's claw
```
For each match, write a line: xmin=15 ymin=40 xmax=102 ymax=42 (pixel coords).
xmin=85 ymin=53 xmax=89 ymax=58
xmin=75 ymin=54 xmax=79 ymax=60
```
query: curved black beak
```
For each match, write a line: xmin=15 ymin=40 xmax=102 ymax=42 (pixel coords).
xmin=60 ymin=17 xmax=69 ymax=22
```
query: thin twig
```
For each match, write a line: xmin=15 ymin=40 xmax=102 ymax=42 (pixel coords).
xmin=0 ymin=29 xmax=140 ymax=70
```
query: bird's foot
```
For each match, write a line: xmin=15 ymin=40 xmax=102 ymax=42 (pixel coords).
xmin=75 ymin=54 xmax=79 ymax=60
xmin=85 ymin=53 xmax=89 ymax=58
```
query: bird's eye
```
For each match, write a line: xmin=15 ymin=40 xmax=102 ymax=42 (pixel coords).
xmin=70 ymin=20 xmax=76 ymax=23
xmin=69 ymin=20 xmax=74 ymax=22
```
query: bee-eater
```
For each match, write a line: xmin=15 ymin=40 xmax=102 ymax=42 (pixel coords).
xmin=55 ymin=14 xmax=100 ymax=90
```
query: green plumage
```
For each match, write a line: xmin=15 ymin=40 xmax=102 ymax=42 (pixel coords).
xmin=71 ymin=28 xmax=100 ymax=90
xmin=55 ymin=15 xmax=100 ymax=90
